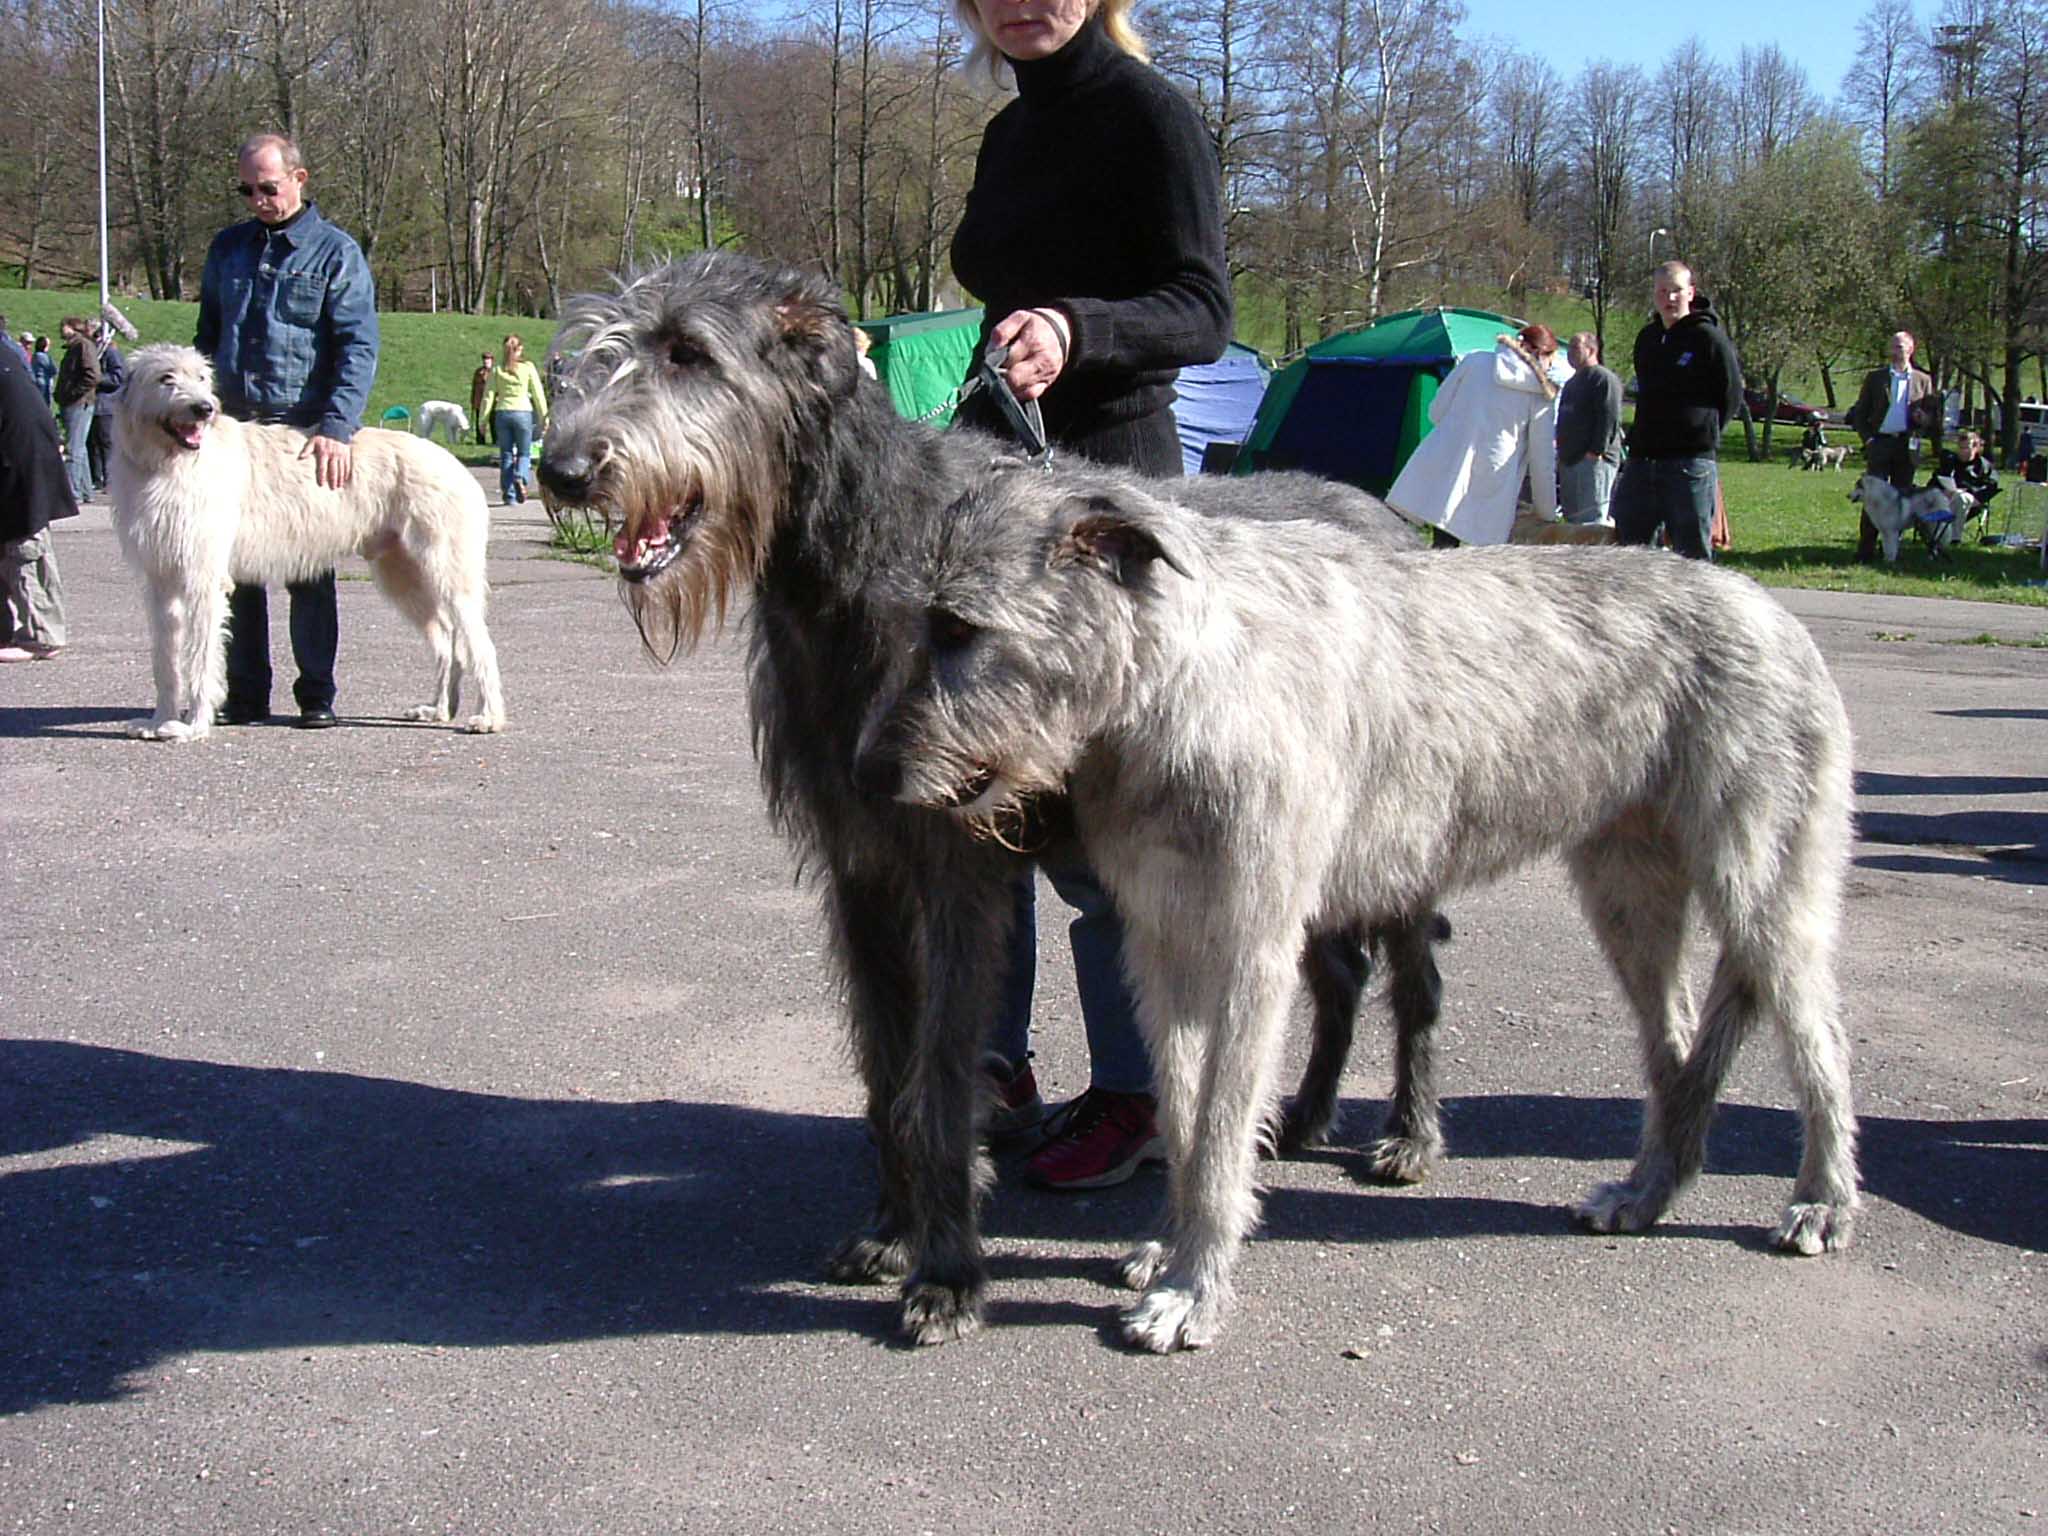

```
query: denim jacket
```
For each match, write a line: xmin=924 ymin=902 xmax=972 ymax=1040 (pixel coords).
xmin=194 ymin=203 xmax=379 ymax=442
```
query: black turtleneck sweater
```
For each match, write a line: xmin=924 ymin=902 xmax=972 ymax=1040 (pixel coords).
xmin=950 ymin=15 xmax=1231 ymax=441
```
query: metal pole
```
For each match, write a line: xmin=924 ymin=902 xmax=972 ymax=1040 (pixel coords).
xmin=97 ymin=0 xmax=109 ymax=308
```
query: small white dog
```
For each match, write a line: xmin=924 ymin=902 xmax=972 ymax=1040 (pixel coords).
xmin=416 ymin=400 xmax=472 ymax=444
xmin=1850 ymin=474 xmax=1962 ymax=561
xmin=108 ymin=344 xmax=507 ymax=741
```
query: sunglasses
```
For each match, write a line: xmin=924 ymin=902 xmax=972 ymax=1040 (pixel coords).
xmin=235 ymin=180 xmax=287 ymax=199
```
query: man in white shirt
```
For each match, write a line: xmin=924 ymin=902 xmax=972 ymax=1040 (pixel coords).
xmin=1846 ymin=330 xmax=1940 ymax=564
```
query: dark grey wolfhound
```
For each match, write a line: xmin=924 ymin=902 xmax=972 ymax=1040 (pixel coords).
xmin=535 ymin=252 xmax=1444 ymax=1343
xmin=856 ymin=462 xmax=1861 ymax=1351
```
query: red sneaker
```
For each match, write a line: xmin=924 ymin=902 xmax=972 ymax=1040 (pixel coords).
xmin=982 ymin=1052 xmax=1045 ymax=1143
xmin=1025 ymin=1088 xmax=1165 ymax=1189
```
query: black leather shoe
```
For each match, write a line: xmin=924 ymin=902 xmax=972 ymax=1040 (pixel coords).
xmin=296 ymin=706 xmax=338 ymax=730
xmin=215 ymin=701 xmax=270 ymax=726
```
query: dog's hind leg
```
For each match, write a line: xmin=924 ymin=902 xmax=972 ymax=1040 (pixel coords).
xmin=369 ymin=546 xmax=466 ymax=725
xmin=1710 ymin=796 xmax=1859 ymax=1253
xmin=1566 ymin=830 xmax=1699 ymax=1235
xmin=1361 ymin=912 xmax=1453 ymax=1184
xmin=450 ymin=589 xmax=506 ymax=733
xmin=1276 ymin=924 xmax=1368 ymax=1154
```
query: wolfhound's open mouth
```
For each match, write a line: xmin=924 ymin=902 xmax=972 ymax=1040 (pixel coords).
xmin=163 ymin=418 xmax=208 ymax=452
xmin=614 ymin=498 xmax=701 ymax=583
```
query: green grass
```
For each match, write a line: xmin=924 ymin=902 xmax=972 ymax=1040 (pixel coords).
xmin=2 ymin=285 xmax=561 ymax=468
xmin=10 ymin=280 xmax=2043 ymax=604
xmin=1711 ymin=423 xmax=2048 ymax=608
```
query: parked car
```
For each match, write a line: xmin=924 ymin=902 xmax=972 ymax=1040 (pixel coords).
xmin=1742 ymin=386 xmax=1829 ymax=426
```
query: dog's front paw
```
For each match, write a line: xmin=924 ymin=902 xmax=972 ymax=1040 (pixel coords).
xmin=1118 ymin=1240 xmax=1169 ymax=1291
xmin=461 ymin=713 xmax=505 ymax=734
xmin=1572 ymin=1176 xmax=1674 ymax=1235
xmin=824 ymin=1229 xmax=912 ymax=1285
xmin=1120 ymin=1283 xmax=1225 ymax=1353
xmin=1359 ymin=1133 xmax=1438 ymax=1185
xmin=402 ymin=703 xmax=451 ymax=723
xmin=899 ymin=1274 xmax=984 ymax=1346
xmin=1772 ymin=1201 xmax=1854 ymax=1256
xmin=132 ymin=717 xmax=200 ymax=743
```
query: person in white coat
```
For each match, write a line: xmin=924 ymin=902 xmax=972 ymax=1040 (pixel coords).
xmin=1387 ymin=324 xmax=1560 ymax=547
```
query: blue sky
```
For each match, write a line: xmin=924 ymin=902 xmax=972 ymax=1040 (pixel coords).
xmin=754 ymin=1 xmax=1874 ymax=106
xmin=1456 ymin=0 xmax=1867 ymax=101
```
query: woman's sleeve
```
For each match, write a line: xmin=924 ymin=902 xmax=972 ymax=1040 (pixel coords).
xmin=1056 ymin=87 xmax=1231 ymax=376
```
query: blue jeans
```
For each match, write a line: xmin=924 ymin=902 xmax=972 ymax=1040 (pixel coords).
xmin=990 ymin=855 xmax=1153 ymax=1096
xmin=62 ymin=403 xmax=94 ymax=502
xmin=1612 ymin=455 xmax=1716 ymax=559
xmin=494 ymin=408 xmax=534 ymax=503
xmin=1559 ymin=455 xmax=1617 ymax=524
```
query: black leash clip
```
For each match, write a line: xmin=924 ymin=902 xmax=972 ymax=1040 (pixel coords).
xmin=959 ymin=341 xmax=1053 ymax=469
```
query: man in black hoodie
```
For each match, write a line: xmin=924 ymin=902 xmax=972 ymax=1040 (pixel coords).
xmin=1612 ymin=260 xmax=1743 ymax=560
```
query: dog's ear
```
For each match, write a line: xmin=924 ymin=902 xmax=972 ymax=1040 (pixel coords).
xmin=772 ymin=290 xmax=861 ymax=402
xmin=1051 ymin=491 xmax=1193 ymax=588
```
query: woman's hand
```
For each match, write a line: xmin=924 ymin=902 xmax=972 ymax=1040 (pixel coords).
xmin=989 ymin=307 xmax=1071 ymax=401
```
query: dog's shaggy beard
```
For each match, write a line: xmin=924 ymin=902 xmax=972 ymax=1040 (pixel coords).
xmin=550 ymin=389 xmax=782 ymax=665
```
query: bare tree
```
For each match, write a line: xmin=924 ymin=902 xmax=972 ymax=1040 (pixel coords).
xmin=1732 ymin=43 xmax=1817 ymax=169
xmin=1650 ymin=37 xmax=1728 ymax=251
xmin=1845 ymin=0 xmax=1933 ymax=195
xmin=1569 ymin=59 xmax=1647 ymax=351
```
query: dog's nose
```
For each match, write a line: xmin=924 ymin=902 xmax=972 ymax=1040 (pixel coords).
xmin=537 ymin=448 xmax=594 ymax=502
xmin=193 ymin=399 xmax=215 ymax=419
xmin=852 ymin=747 xmax=903 ymax=801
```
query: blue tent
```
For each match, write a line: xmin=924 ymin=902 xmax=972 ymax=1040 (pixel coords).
xmin=1172 ymin=342 xmax=1271 ymax=475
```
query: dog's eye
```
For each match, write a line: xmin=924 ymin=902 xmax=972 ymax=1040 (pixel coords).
xmin=665 ymin=337 xmax=708 ymax=372
xmin=928 ymin=609 xmax=978 ymax=655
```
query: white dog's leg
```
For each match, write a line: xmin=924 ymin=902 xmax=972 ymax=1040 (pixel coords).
xmin=130 ymin=574 xmax=213 ymax=742
xmin=452 ymin=591 xmax=507 ymax=734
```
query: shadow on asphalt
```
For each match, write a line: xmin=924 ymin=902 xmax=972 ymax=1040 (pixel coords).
xmin=1853 ymin=767 xmax=2048 ymax=878
xmin=0 ymin=706 xmax=143 ymax=739
xmin=2 ymin=1039 xmax=2041 ymax=1412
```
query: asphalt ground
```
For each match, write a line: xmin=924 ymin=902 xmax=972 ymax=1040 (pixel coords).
xmin=3 ymin=481 xmax=2043 ymax=1534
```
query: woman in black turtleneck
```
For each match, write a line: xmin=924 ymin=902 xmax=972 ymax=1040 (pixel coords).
xmin=953 ymin=0 xmax=1231 ymax=1191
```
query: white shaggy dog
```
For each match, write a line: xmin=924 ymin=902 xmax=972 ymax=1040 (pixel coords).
xmin=416 ymin=400 xmax=471 ymax=444
xmin=1850 ymin=474 xmax=1960 ymax=561
xmin=108 ymin=343 xmax=507 ymax=741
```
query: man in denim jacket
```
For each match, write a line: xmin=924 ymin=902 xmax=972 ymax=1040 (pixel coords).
xmin=196 ymin=132 xmax=379 ymax=728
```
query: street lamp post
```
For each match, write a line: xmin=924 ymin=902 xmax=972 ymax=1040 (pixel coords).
xmin=97 ymin=0 xmax=109 ymax=311
xmin=1648 ymin=227 xmax=1670 ymax=267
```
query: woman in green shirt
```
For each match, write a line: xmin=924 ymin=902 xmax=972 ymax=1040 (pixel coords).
xmin=482 ymin=334 xmax=547 ymax=505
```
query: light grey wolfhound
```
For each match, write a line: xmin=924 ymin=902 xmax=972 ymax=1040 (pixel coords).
xmin=856 ymin=462 xmax=1861 ymax=1352
xmin=108 ymin=343 xmax=506 ymax=740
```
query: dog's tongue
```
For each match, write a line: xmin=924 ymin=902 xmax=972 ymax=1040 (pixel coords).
xmin=175 ymin=423 xmax=205 ymax=450
xmin=615 ymin=512 xmax=674 ymax=569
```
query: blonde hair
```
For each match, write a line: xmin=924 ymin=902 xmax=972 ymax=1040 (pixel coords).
xmin=503 ymin=334 xmax=525 ymax=361
xmin=955 ymin=0 xmax=1147 ymax=83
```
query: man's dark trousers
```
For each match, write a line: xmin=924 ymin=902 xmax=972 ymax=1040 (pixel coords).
xmin=1859 ymin=432 xmax=1917 ymax=563
xmin=224 ymin=575 xmax=338 ymax=714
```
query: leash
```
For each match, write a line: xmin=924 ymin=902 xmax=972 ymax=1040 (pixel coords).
xmin=954 ymin=340 xmax=1054 ymax=468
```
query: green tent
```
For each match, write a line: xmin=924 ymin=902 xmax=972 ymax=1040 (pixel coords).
xmin=1232 ymin=307 xmax=1521 ymax=495
xmin=857 ymin=306 xmax=984 ymax=427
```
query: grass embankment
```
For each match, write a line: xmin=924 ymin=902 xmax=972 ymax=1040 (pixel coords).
xmin=9 ymin=282 xmax=2045 ymax=602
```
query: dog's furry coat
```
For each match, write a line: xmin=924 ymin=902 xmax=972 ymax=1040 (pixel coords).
xmin=861 ymin=464 xmax=1861 ymax=1350
xmin=108 ymin=343 xmax=506 ymax=739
